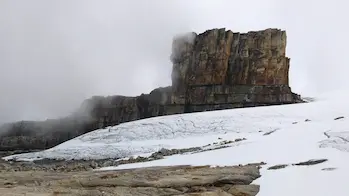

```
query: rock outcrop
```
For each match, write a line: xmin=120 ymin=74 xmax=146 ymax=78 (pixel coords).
xmin=0 ymin=28 xmax=302 ymax=151
xmin=171 ymin=28 xmax=296 ymax=112
xmin=86 ymin=28 xmax=301 ymax=128
xmin=0 ymin=164 xmax=261 ymax=196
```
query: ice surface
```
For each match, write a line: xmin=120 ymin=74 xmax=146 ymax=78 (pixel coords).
xmin=4 ymin=90 xmax=349 ymax=195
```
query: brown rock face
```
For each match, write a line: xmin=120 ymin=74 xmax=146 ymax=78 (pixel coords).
xmin=171 ymin=28 xmax=299 ymax=112
xmin=0 ymin=165 xmax=261 ymax=196
xmin=172 ymin=28 xmax=288 ymax=88
xmin=0 ymin=28 xmax=302 ymax=151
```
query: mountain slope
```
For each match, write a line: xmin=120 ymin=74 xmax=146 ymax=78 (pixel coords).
xmin=4 ymin=90 xmax=349 ymax=195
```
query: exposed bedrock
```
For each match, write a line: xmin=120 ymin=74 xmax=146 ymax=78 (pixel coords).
xmin=0 ymin=28 xmax=302 ymax=151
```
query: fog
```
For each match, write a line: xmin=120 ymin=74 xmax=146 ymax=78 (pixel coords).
xmin=0 ymin=0 xmax=347 ymax=124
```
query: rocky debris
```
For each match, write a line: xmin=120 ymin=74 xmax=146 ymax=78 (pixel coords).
xmin=263 ymin=129 xmax=278 ymax=136
xmin=197 ymin=138 xmax=247 ymax=153
xmin=0 ymin=164 xmax=261 ymax=196
xmin=267 ymin=164 xmax=289 ymax=170
xmin=265 ymin=159 xmax=329 ymax=171
xmin=0 ymin=28 xmax=303 ymax=152
xmin=227 ymin=185 xmax=260 ymax=196
xmin=208 ymin=138 xmax=246 ymax=146
xmin=246 ymin=162 xmax=267 ymax=167
xmin=1 ymin=138 xmax=247 ymax=172
xmin=147 ymin=138 xmax=247 ymax=160
xmin=0 ymin=157 xmax=123 ymax=172
xmin=334 ymin=116 xmax=345 ymax=120
xmin=322 ymin=167 xmax=337 ymax=171
xmin=234 ymin=138 xmax=246 ymax=142
xmin=149 ymin=147 xmax=202 ymax=159
xmin=302 ymin=97 xmax=316 ymax=102
xmin=0 ymin=150 xmax=41 ymax=158
xmin=236 ymin=162 xmax=266 ymax=171
xmin=0 ymin=159 xmax=98 ymax=172
xmin=293 ymin=159 xmax=328 ymax=166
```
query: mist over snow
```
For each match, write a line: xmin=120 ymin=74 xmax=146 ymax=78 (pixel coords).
xmin=0 ymin=0 xmax=348 ymax=124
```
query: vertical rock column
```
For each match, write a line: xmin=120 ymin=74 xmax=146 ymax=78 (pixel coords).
xmin=227 ymin=28 xmax=289 ymax=85
xmin=170 ymin=28 xmax=297 ymax=112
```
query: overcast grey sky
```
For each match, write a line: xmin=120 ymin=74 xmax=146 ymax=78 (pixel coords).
xmin=0 ymin=0 xmax=346 ymax=123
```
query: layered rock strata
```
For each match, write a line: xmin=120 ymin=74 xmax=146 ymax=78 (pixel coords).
xmin=0 ymin=28 xmax=302 ymax=151
xmin=0 ymin=165 xmax=261 ymax=196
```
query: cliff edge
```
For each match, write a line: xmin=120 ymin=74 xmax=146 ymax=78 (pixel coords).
xmin=0 ymin=28 xmax=302 ymax=152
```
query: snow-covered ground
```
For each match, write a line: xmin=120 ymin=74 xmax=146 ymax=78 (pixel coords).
xmin=4 ymin=90 xmax=349 ymax=195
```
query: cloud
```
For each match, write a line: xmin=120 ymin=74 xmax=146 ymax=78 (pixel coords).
xmin=0 ymin=0 xmax=347 ymax=123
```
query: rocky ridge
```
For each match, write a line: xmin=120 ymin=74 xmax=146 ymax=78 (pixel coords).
xmin=1 ymin=138 xmax=247 ymax=172
xmin=0 ymin=164 xmax=261 ymax=196
xmin=0 ymin=28 xmax=302 ymax=151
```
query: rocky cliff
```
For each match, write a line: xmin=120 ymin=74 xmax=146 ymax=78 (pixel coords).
xmin=171 ymin=28 xmax=296 ymax=112
xmin=0 ymin=28 xmax=302 ymax=151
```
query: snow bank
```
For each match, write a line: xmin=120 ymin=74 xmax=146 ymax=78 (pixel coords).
xmin=4 ymin=90 xmax=349 ymax=161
